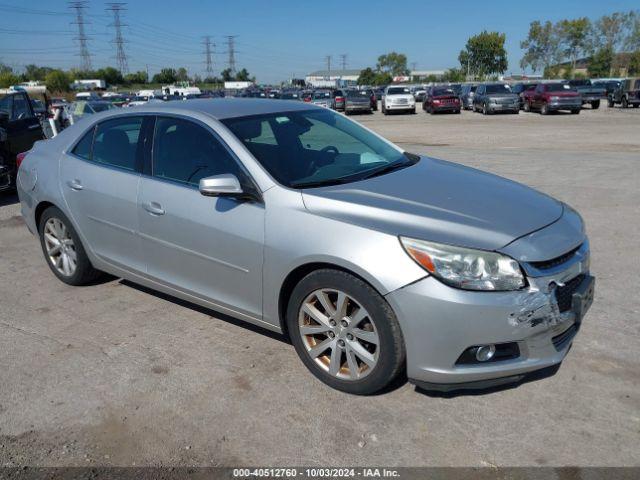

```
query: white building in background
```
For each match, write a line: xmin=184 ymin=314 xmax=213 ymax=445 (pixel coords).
xmin=305 ymin=69 xmax=361 ymax=88
xmin=71 ymin=79 xmax=106 ymax=90
xmin=410 ymin=70 xmax=446 ymax=80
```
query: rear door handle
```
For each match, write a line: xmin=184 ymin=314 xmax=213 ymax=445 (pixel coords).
xmin=143 ymin=201 xmax=165 ymax=216
xmin=67 ymin=179 xmax=83 ymax=191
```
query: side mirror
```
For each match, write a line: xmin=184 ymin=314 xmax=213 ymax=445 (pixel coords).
xmin=199 ymin=174 xmax=244 ymax=198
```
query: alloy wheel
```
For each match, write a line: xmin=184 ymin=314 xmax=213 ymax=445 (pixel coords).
xmin=43 ymin=217 xmax=77 ymax=277
xmin=298 ymin=288 xmax=379 ymax=380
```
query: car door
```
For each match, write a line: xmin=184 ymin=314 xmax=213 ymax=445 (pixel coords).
xmin=60 ymin=115 xmax=147 ymax=272
xmin=3 ymin=93 xmax=44 ymax=163
xmin=137 ymin=115 xmax=265 ymax=320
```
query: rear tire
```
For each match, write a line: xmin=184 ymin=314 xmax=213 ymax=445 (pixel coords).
xmin=622 ymin=97 xmax=629 ymax=108
xmin=571 ymin=109 xmax=580 ymax=114
xmin=286 ymin=269 xmax=405 ymax=395
xmin=607 ymin=97 xmax=614 ymax=108
xmin=541 ymin=104 xmax=549 ymax=115
xmin=524 ymin=101 xmax=531 ymax=112
xmin=591 ymin=100 xmax=600 ymax=110
xmin=38 ymin=206 xmax=103 ymax=286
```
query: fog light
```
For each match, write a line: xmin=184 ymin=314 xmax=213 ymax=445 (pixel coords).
xmin=475 ymin=345 xmax=496 ymax=362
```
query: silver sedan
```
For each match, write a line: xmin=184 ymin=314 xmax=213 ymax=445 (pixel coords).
xmin=16 ymin=99 xmax=594 ymax=394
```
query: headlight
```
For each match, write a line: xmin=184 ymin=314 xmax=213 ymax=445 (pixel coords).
xmin=400 ymin=237 xmax=525 ymax=291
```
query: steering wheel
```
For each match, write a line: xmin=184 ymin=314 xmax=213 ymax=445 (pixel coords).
xmin=320 ymin=145 xmax=340 ymax=156
xmin=306 ymin=145 xmax=340 ymax=176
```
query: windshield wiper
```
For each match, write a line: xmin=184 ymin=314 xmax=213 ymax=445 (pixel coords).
xmin=358 ymin=154 xmax=420 ymax=181
xmin=290 ymin=176 xmax=357 ymax=189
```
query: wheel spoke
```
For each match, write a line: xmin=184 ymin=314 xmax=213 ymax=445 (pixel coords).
xmin=349 ymin=341 xmax=376 ymax=367
xmin=44 ymin=233 xmax=60 ymax=247
xmin=47 ymin=244 xmax=62 ymax=256
xmin=345 ymin=346 xmax=360 ymax=379
xmin=308 ymin=337 xmax=334 ymax=359
xmin=299 ymin=324 xmax=330 ymax=336
xmin=328 ymin=345 xmax=342 ymax=376
xmin=335 ymin=291 xmax=348 ymax=318
xmin=316 ymin=291 xmax=336 ymax=317
xmin=302 ymin=303 xmax=331 ymax=328
xmin=349 ymin=307 xmax=368 ymax=326
xmin=351 ymin=328 xmax=379 ymax=345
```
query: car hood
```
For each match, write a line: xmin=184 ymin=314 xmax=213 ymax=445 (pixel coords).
xmin=486 ymin=93 xmax=519 ymax=99
xmin=301 ymin=157 xmax=564 ymax=253
xmin=387 ymin=94 xmax=414 ymax=101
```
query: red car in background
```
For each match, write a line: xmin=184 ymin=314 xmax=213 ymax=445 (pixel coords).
xmin=523 ymin=83 xmax=582 ymax=115
xmin=422 ymin=86 xmax=461 ymax=114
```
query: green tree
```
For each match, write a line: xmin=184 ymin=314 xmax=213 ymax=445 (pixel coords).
xmin=588 ymin=46 xmax=614 ymax=78
xmin=95 ymin=67 xmax=123 ymax=86
xmin=176 ymin=67 xmax=189 ymax=82
xmin=520 ymin=20 xmax=561 ymax=73
xmin=558 ymin=18 xmax=592 ymax=75
xmin=152 ymin=68 xmax=177 ymax=84
xmin=459 ymin=31 xmax=508 ymax=79
xmin=0 ymin=63 xmax=12 ymax=75
xmin=236 ymin=68 xmax=251 ymax=81
xmin=442 ymin=68 xmax=465 ymax=82
xmin=23 ymin=64 xmax=53 ymax=82
xmin=45 ymin=69 xmax=71 ymax=92
xmin=0 ymin=71 xmax=20 ymax=88
xmin=628 ymin=50 xmax=640 ymax=75
xmin=544 ymin=64 xmax=562 ymax=79
xmin=372 ymin=72 xmax=392 ymax=86
xmin=221 ymin=68 xmax=234 ymax=82
xmin=124 ymin=70 xmax=148 ymax=84
xmin=357 ymin=67 xmax=376 ymax=85
xmin=376 ymin=52 xmax=409 ymax=76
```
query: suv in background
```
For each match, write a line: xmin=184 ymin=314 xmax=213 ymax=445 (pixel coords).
xmin=422 ymin=86 xmax=461 ymax=114
xmin=608 ymin=78 xmax=640 ymax=108
xmin=512 ymin=83 xmax=538 ymax=109
xmin=565 ymin=79 xmax=606 ymax=109
xmin=523 ymin=82 xmax=582 ymax=115
xmin=460 ymin=84 xmax=477 ymax=110
xmin=0 ymin=90 xmax=45 ymax=192
xmin=593 ymin=80 xmax=621 ymax=98
xmin=381 ymin=86 xmax=416 ymax=115
xmin=473 ymin=83 xmax=520 ymax=114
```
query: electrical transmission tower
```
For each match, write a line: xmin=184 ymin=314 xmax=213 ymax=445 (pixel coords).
xmin=225 ymin=35 xmax=237 ymax=74
xmin=340 ymin=54 xmax=347 ymax=71
xmin=203 ymin=36 xmax=214 ymax=75
xmin=106 ymin=2 xmax=129 ymax=74
xmin=325 ymin=55 xmax=332 ymax=77
xmin=69 ymin=1 xmax=92 ymax=71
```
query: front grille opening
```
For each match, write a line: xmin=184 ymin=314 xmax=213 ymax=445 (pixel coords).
xmin=555 ymin=274 xmax=585 ymax=312
xmin=530 ymin=244 xmax=582 ymax=270
xmin=552 ymin=324 xmax=578 ymax=351
xmin=455 ymin=342 xmax=520 ymax=366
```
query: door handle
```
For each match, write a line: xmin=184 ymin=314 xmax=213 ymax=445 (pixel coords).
xmin=67 ymin=179 xmax=83 ymax=191
xmin=143 ymin=201 xmax=165 ymax=216
xmin=28 ymin=124 xmax=41 ymax=130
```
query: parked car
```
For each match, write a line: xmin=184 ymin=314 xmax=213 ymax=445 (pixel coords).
xmin=565 ymin=79 xmax=606 ymax=109
xmin=523 ymin=83 xmax=582 ymax=115
xmin=358 ymin=88 xmax=378 ymax=111
xmin=381 ymin=86 xmax=416 ymax=115
xmin=473 ymin=84 xmax=520 ymax=114
xmin=280 ymin=90 xmax=301 ymax=101
xmin=593 ymin=80 xmax=621 ymax=98
xmin=333 ymin=89 xmax=345 ymax=111
xmin=0 ymin=90 xmax=45 ymax=192
xmin=412 ymin=85 xmax=427 ymax=102
xmin=343 ymin=89 xmax=373 ymax=114
xmin=311 ymin=90 xmax=334 ymax=109
xmin=608 ymin=78 xmax=640 ymax=108
xmin=511 ymin=83 xmax=538 ymax=109
xmin=70 ymin=100 xmax=116 ymax=119
xmin=460 ymin=84 xmax=477 ymax=110
xmin=422 ymin=86 xmax=461 ymax=114
xmin=17 ymin=99 xmax=595 ymax=394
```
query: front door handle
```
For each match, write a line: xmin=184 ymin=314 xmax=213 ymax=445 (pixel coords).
xmin=143 ymin=201 xmax=165 ymax=216
xmin=67 ymin=179 xmax=83 ymax=191
xmin=28 ymin=124 xmax=41 ymax=130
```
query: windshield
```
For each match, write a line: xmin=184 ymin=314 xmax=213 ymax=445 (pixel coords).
xmin=90 ymin=103 xmax=115 ymax=112
xmin=387 ymin=87 xmax=410 ymax=95
xmin=485 ymin=84 xmax=512 ymax=94
xmin=223 ymin=108 xmax=412 ymax=188
xmin=312 ymin=91 xmax=331 ymax=99
xmin=546 ymin=83 xmax=574 ymax=92
xmin=433 ymin=88 xmax=454 ymax=96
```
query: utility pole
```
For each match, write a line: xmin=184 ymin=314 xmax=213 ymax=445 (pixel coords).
xmin=325 ymin=55 xmax=332 ymax=79
xmin=340 ymin=54 xmax=347 ymax=71
xmin=69 ymin=1 xmax=92 ymax=72
xmin=203 ymin=36 xmax=214 ymax=75
xmin=106 ymin=2 xmax=128 ymax=74
xmin=226 ymin=35 xmax=237 ymax=74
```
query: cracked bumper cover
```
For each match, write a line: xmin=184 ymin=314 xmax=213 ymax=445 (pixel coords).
xmin=385 ymin=246 xmax=593 ymax=390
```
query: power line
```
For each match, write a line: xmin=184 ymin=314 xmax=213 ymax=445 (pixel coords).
xmin=225 ymin=35 xmax=237 ymax=73
xmin=68 ymin=1 xmax=92 ymax=71
xmin=203 ymin=35 xmax=214 ymax=75
xmin=106 ymin=2 xmax=128 ymax=73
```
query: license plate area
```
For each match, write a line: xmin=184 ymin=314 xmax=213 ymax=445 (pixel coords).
xmin=571 ymin=275 xmax=595 ymax=325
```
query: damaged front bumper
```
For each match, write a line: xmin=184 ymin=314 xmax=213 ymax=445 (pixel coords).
xmin=385 ymin=242 xmax=593 ymax=391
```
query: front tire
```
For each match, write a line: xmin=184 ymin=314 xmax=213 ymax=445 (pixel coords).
xmin=524 ymin=101 xmax=531 ymax=112
xmin=38 ymin=206 xmax=102 ymax=286
xmin=286 ymin=269 xmax=405 ymax=395
xmin=541 ymin=103 xmax=549 ymax=115
xmin=622 ymin=97 xmax=628 ymax=108
xmin=591 ymin=100 xmax=600 ymax=110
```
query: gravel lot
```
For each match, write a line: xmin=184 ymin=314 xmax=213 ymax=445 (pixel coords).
xmin=1 ymin=104 xmax=639 ymax=467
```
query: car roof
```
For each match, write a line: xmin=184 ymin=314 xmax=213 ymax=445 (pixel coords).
xmin=87 ymin=98 xmax=321 ymax=121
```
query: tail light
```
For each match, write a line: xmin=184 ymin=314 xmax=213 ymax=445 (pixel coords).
xmin=335 ymin=96 xmax=344 ymax=103
xmin=16 ymin=151 xmax=28 ymax=170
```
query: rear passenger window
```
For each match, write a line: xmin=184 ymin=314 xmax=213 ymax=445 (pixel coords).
xmin=152 ymin=116 xmax=243 ymax=186
xmin=72 ymin=127 xmax=95 ymax=160
xmin=93 ymin=117 xmax=143 ymax=171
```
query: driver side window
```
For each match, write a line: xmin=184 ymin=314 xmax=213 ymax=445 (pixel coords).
xmin=152 ymin=116 xmax=244 ymax=187
xmin=11 ymin=94 xmax=33 ymax=121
